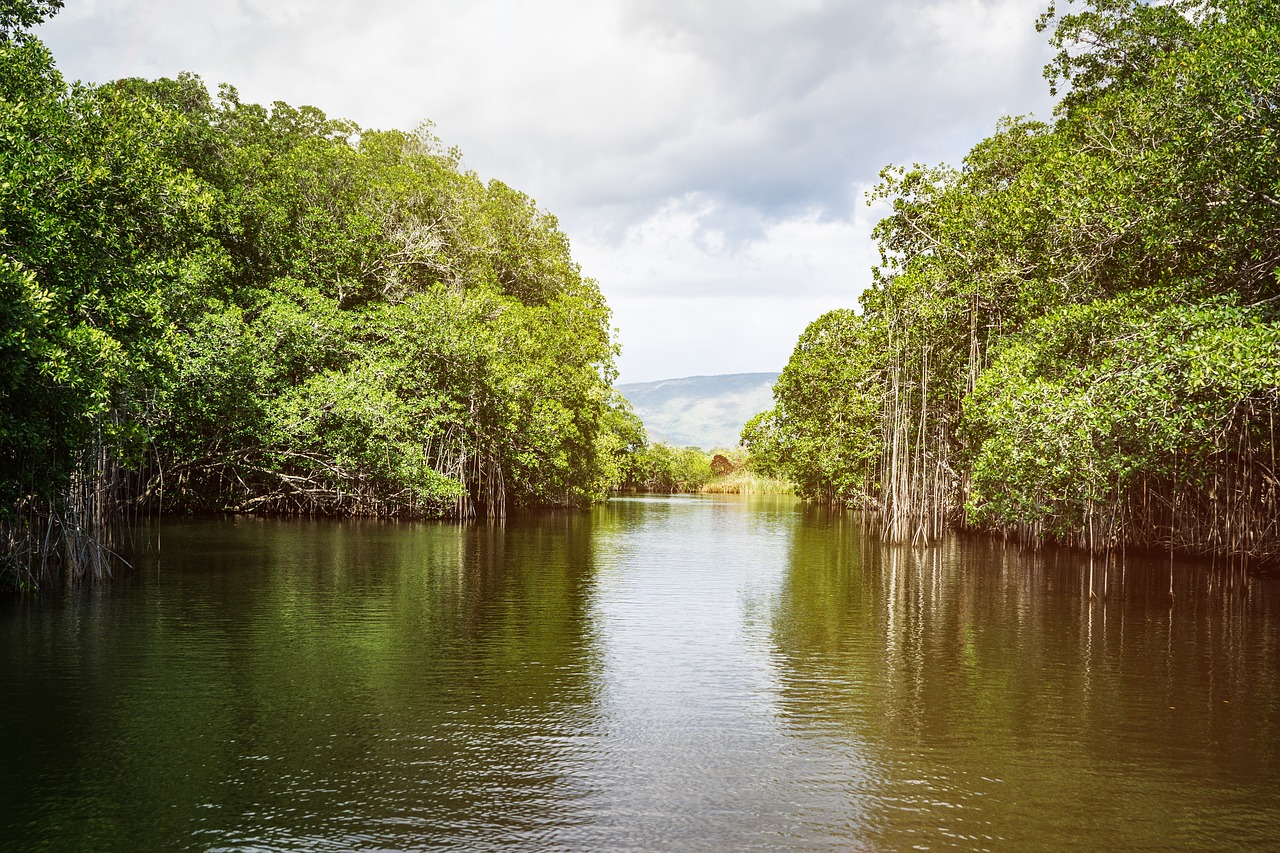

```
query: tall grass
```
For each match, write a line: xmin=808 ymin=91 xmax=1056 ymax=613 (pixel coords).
xmin=700 ymin=471 xmax=794 ymax=495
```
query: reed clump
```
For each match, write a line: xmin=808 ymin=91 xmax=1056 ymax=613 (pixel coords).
xmin=700 ymin=471 xmax=794 ymax=495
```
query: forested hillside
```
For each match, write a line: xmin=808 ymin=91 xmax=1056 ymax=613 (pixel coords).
xmin=746 ymin=0 xmax=1279 ymax=565
xmin=0 ymin=1 xmax=641 ymax=590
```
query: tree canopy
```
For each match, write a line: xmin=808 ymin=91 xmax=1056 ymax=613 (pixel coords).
xmin=0 ymin=13 xmax=635 ymax=590
xmin=749 ymin=0 xmax=1279 ymax=565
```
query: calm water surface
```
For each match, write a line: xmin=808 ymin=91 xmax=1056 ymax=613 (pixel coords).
xmin=1 ymin=495 xmax=1278 ymax=851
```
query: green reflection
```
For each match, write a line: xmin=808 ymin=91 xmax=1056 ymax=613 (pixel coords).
xmin=0 ymin=516 xmax=604 ymax=851
xmin=771 ymin=512 xmax=1280 ymax=851
xmin=1 ymin=504 xmax=1278 ymax=852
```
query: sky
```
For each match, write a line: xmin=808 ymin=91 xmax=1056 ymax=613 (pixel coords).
xmin=37 ymin=0 xmax=1058 ymax=383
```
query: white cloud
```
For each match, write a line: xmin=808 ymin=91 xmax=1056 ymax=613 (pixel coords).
xmin=574 ymin=188 xmax=889 ymax=381
xmin=35 ymin=0 xmax=1056 ymax=382
xmin=575 ymin=190 xmax=883 ymax=299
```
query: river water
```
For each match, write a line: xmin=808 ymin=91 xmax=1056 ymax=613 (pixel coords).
xmin=1 ymin=495 xmax=1277 ymax=851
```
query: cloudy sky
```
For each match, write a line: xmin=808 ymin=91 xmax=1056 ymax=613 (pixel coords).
xmin=37 ymin=0 xmax=1057 ymax=383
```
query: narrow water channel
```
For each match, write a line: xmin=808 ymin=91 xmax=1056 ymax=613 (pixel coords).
xmin=1 ymin=495 xmax=1277 ymax=851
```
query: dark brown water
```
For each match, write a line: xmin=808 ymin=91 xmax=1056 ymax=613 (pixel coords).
xmin=1 ymin=495 xmax=1277 ymax=851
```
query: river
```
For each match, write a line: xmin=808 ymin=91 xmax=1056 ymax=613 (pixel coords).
xmin=1 ymin=494 xmax=1277 ymax=851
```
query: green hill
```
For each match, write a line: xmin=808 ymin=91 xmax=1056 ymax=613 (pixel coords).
xmin=617 ymin=373 xmax=779 ymax=450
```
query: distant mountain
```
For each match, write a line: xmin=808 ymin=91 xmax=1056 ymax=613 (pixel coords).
xmin=617 ymin=372 xmax=779 ymax=450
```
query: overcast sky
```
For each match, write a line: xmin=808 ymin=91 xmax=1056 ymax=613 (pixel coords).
xmin=37 ymin=0 xmax=1057 ymax=383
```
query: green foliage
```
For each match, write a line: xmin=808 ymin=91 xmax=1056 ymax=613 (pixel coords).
xmin=1038 ymin=0 xmax=1201 ymax=113
xmin=629 ymin=443 xmax=714 ymax=494
xmin=0 ymin=1 xmax=62 ymax=41
xmin=142 ymin=101 xmax=625 ymax=519
xmin=597 ymin=392 xmax=647 ymax=489
xmin=0 ymin=13 xmax=626 ymax=589
xmin=0 ymin=29 xmax=209 ymax=511
xmin=965 ymin=295 xmax=1280 ymax=539
xmin=753 ymin=0 xmax=1280 ymax=562
xmin=741 ymin=310 xmax=885 ymax=503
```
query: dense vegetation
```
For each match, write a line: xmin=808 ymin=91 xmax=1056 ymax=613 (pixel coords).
xmin=0 ymin=1 xmax=640 ymax=590
xmin=620 ymin=444 xmax=792 ymax=495
xmin=746 ymin=0 xmax=1279 ymax=566
xmin=624 ymin=442 xmax=717 ymax=494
